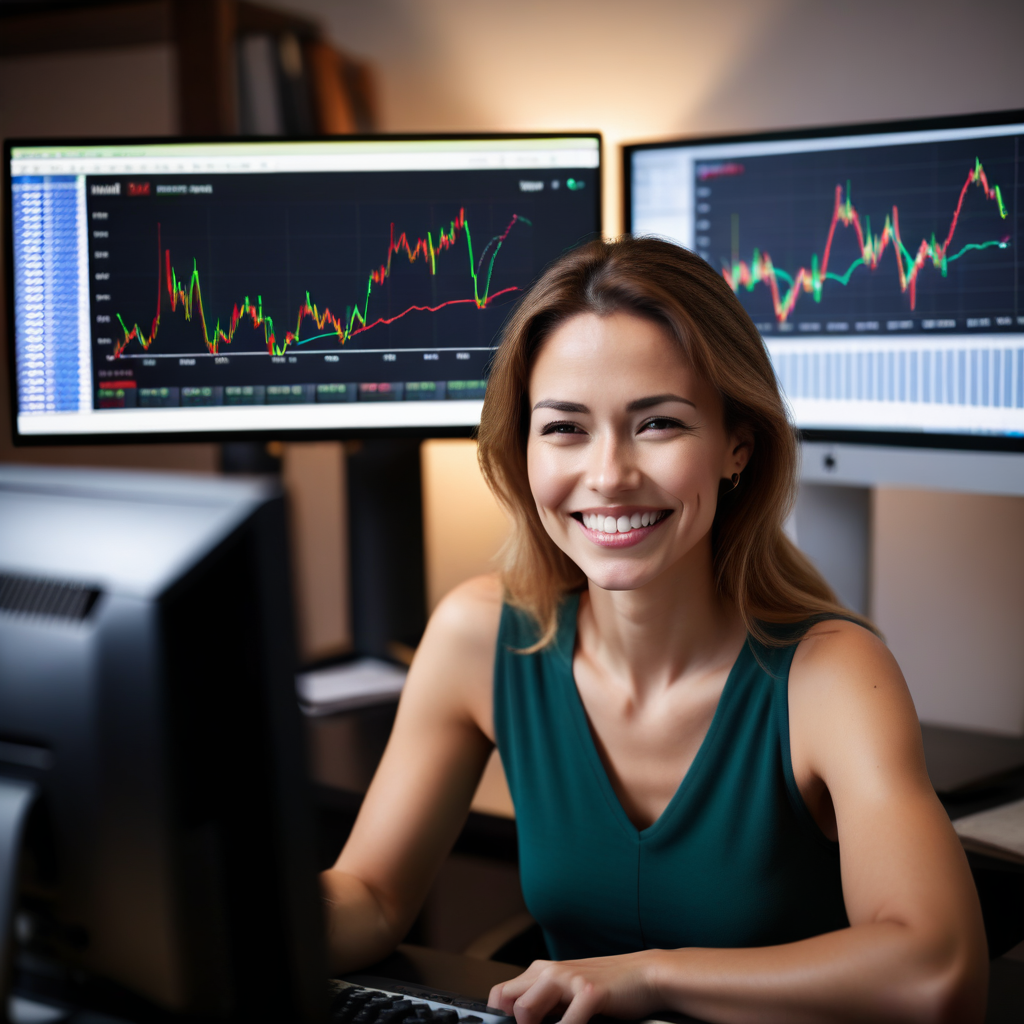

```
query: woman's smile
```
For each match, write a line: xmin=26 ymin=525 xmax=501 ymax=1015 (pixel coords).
xmin=572 ymin=507 xmax=672 ymax=547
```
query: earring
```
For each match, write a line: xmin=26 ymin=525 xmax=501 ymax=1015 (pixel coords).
xmin=729 ymin=473 xmax=740 ymax=491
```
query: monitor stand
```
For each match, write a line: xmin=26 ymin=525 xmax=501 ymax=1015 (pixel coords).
xmin=347 ymin=439 xmax=428 ymax=660
xmin=791 ymin=482 xmax=871 ymax=616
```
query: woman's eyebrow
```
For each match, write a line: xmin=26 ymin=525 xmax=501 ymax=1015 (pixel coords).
xmin=626 ymin=393 xmax=697 ymax=411
xmin=532 ymin=399 xmax=589 ymax=413
xmin=532 ymin=394 xmax=696 ymax=413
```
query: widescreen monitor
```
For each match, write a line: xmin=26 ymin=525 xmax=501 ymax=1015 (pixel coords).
xmin=625 ymin=110 xmax=1024 ymax=475
xmin=5 ymin=133 xmax=601 ymax=444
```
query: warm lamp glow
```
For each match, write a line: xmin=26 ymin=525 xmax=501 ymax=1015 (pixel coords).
xmin=421 ymin=438 xmax=511 ymax=610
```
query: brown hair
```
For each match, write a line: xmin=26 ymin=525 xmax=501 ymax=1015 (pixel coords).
xmin=477 ymin=236 xmax=873 ymax=649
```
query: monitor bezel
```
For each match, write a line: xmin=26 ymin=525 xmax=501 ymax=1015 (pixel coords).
xmin=622 ymin=108 xmax=1024 ymax=454
xmin=4 ymin=130 xmax=603 ymax=447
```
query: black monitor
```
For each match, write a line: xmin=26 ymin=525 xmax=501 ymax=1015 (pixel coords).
xmin=0 ymin=465 xmax=325 ymax=1022
xmin=624 ymin=109 xmax=1024 ymax=492
xmin=5 ymin=134 xmax=601 ymax=445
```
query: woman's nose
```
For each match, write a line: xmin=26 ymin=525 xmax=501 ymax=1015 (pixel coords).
xmin=587 ymin=432 xmax=640 ymax=495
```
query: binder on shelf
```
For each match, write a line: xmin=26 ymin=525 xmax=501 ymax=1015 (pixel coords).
xmin=237 ymin=30 xmax=377 ymax=137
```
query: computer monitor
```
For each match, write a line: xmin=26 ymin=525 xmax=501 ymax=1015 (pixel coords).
xmin=624 ymin=109 xmax=1024 ymax=495
xmin=0 ymin=466 xmax=325 ymax=1022
xmin=5 ymin=133 xmax=601 ymax=444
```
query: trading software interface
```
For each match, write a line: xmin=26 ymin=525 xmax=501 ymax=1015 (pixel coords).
xmin=629 ymin=118 xmax=1024 ymax=440
xmin=9 ymin=136 xmax=599 ymax=437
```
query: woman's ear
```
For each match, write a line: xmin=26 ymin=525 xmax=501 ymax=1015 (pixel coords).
xmin=727 ymin=428 xmax=753 ymax=477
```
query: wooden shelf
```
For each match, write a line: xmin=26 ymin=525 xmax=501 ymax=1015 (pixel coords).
xmin=0 ymin=1 xmax=319 ymax=56
xmin=0 ymin=0 xmax=374 ymax=136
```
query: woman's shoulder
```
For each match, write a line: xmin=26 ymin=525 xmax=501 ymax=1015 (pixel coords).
xmin=788 ymin=617 xmax=921 ymax=762
xmin=417 ymin=573 xmax=505 ymax=675
xmin=792 ymin=617 xmax=894 ymax=676
xmin=405 ymin=574 xmax=505 ymax=739
xmin=788 ymin=617 xmax=903 ymax=697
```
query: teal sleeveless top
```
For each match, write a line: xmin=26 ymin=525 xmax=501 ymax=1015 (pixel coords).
xmin=493 ymin=594 xmax=849 ymax=960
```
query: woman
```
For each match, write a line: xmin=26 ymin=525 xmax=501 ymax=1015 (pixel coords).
xmin=322 ymin=238 xmax=987 ymax=1023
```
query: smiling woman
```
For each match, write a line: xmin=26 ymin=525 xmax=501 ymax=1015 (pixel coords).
xmin=322 ymin=239 xmax=989 ymax=1024
xmin=478 ymin=239 xmax=860 ymax=653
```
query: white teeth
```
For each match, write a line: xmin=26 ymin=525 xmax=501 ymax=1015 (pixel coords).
xmin=581 ymin=511 xmax=664 ymax=533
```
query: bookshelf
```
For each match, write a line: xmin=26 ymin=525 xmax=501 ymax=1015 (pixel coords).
xmin=0 ymin=0 xmax=376 ymax=137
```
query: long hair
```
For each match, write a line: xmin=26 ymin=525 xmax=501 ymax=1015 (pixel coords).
xmin=477 ymin=237 xmax=873 ymax=650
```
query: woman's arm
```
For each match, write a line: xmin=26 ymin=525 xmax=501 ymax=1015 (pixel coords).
xmin=489 ymin=623 xmax=988 ymax=1024
xmin=322 ymin=575 xmax=502 ymax=973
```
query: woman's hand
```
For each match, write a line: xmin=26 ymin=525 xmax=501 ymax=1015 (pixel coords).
xmin=488 ymin=952 xmax=662 ymax=1024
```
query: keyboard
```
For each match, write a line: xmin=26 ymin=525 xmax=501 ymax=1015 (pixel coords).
xmin=331 ymin=977 xmax=514 ymax=1024
xmin=330 ymin=976 xmax=704 ymax=1024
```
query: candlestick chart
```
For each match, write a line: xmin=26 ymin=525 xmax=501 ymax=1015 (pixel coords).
xmin=112 ymin=207 xmax=531 ymax=359
xmin=700 ymin=137 xmax=1020 ymax=330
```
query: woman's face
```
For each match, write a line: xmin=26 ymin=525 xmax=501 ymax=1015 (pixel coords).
xmin=526 ymin=311 xmax=750 ymax=593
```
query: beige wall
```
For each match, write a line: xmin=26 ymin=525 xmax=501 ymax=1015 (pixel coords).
xmin=873 ymin=489 xmax=1024 ymax=736
xmin=0 ymin=44 xmax=178 ymax=138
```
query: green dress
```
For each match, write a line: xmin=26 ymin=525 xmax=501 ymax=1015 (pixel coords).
xmin=493 ymin=594 xmax=849 ymax=960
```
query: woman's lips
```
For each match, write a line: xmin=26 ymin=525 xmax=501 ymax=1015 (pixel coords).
xmin=574 ymin=510 xmax=670 ymax=548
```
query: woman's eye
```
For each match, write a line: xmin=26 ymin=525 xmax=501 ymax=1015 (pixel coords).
xmin=639 ymin=417 xmax=686 ymax=433
xmin=540 ymin=420 xmax=584 ymax=435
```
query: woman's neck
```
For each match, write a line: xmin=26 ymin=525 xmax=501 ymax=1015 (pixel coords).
xmin=578 ymin=540 xmax=744 ymax=697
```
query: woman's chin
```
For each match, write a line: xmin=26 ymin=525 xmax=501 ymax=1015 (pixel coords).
xmin=577 ymin=558 xmax=666 ymax=594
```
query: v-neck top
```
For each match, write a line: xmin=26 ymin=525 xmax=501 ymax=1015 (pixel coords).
xmin=492 ymin=594 xmax=849 ymax=960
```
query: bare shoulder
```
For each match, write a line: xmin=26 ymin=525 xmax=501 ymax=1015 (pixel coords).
xmin=788 ymin=618 xmax=927 ymax=786
xmin=403 ymin=573 xmax=504 ymax=739
xmin=790 ymin=617 xmax=906 ymax=702
xmin=424 ymin=572 xmax=504 ymax=654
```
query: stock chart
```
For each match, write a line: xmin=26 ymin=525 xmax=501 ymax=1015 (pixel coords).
xmin=695 ymin=135 xmax=1020 ymax=334
xmin=87 ymin=168 xmax=596 ymax=409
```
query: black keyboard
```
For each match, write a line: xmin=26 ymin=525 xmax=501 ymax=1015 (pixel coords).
xmin=330 ymin=977 xmax=514 ymax=1024
xmin=330 ymin=977 xmax=704 ymax=1024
